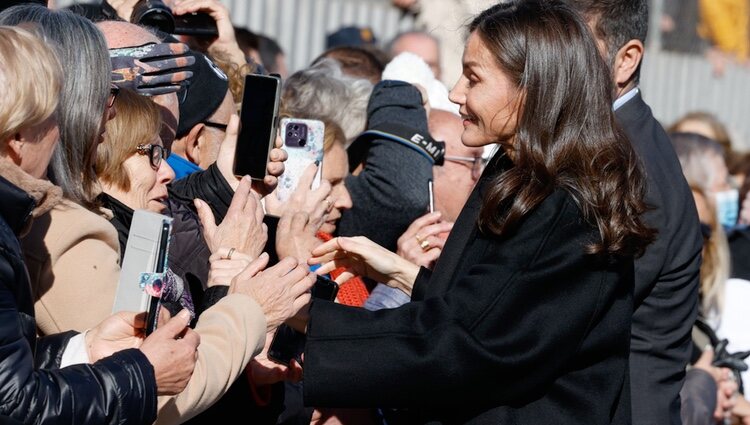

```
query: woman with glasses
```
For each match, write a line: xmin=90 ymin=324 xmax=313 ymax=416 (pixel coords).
xmin=3 ymin=5 xmax=314 ymax=424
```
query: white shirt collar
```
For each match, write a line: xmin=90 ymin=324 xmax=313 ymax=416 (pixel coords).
xmin=613 ymin=87 xmax=640 ymax=111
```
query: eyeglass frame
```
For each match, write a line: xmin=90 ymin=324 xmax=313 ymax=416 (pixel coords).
xmin=108 ymin=85 xmax=120 ymax=108
xmin=136 ymin=143 xmax=168 ymax=169
xmin=443 ymin=154 xmax=487 ymax=179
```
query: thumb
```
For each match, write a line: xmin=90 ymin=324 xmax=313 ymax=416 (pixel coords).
xmin=155 ymin=308 xmax=192 ymax=338
xmin=195 ymin=198 xmax=217 ymax=238
xmin=220 ymin=114 xmax=239 ymax=161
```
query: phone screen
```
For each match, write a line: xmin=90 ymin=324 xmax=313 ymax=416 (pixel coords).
xmin=234 ymin=74 xmax=281 ymax=180
xmin=267 ymin=275 xmax=339 ymax=365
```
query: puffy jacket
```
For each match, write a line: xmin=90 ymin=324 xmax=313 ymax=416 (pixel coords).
xmin=0 ymin=171 xmax=158 ymax=425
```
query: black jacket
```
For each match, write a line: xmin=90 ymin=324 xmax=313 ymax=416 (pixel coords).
xmin=0 ymin=175 xmax=158 ymax=424
xmin=303 ymin=155 xmax=634 ymax=424
xmin=616 ymin=92 xmax=702 ymax=425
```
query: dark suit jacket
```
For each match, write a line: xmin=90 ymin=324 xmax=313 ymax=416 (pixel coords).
xmin=615 ymin=92 xmax=702 ymax=425
xmin=303 ymin=156 xmax=634 ymax=424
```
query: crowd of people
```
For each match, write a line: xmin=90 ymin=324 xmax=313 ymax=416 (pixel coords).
xmin=1 ymin=0 xmax=750 ymax=424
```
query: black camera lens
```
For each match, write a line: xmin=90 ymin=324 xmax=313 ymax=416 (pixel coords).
xmin=299 ymin=138 xmax=306 ymax=147
xmin=131 ymin=0 xmax=175 ymax=34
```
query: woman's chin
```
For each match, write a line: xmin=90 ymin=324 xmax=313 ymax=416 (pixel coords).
xmin=147 ymin=200 xmax=167 ymax=213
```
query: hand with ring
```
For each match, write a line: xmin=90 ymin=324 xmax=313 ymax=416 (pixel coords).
xmin=397 ymin=212 xmax=454 ymax=269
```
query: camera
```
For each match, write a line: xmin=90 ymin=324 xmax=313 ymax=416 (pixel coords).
xmin=103 ymin=0 xmax=218 ymax=37
xmin=131 ymin=0 xmax=175 ymax=34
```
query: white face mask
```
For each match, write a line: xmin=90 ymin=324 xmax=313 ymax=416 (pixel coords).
xmin=715 ymin=189 xmax=739 ymax=229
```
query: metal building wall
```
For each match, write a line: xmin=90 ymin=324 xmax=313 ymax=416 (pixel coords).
xmin=53 ymin=0 xmax=750 ymax=149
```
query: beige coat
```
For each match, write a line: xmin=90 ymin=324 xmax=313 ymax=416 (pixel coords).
xmin=4 ymin=161 xmax=267 ymax=425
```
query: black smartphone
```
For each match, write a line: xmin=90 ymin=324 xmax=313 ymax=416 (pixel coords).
xmin=234 ymin=73 xmax=282 ymax=180
xmin=173 ymin=12 xmax=218 ymax=36
xmin=145 ymin=220 xmax=171 ymax=335
xmin=267 ymin=275 xmax=339 ymax=366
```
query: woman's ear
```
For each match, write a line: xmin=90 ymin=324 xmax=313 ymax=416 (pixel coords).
xmin=3 ymin=133 xmax=25 ymax=164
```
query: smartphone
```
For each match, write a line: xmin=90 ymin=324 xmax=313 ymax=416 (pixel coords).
xmin=267 ymin=275 xmax=339 ymax=366
xmin=173 ymin=12 xmax=218 ymax=37
xmin=144 ymin=220 xmax=171 ymax=335
xmin=276 ymin=118 xmax=325 ymax=202
xmin=234 ymin=73 xmax=282 ymax=180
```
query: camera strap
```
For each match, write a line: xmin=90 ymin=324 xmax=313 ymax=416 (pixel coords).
xmin=347 ymin=123 xmax=445 ymax=172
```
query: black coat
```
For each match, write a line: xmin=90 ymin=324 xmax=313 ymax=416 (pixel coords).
xmin=0 ymin=175 xmax=158 ymax=424
xmin=615 ymin=92 xmax=702 ymax=425
xmin=303 ymin=155 xmax=634 ymax=424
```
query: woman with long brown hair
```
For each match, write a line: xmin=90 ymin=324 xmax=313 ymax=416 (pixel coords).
xmin=296 ymin=1 xmax=655 ymax=423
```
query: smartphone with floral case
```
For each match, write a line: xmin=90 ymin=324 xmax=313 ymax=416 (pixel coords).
xmin=276 ymin=118 xmax=325 ymax=202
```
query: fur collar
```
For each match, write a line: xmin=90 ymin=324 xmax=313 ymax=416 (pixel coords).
xmin=0 ymin=160 xmax=63 ymax=218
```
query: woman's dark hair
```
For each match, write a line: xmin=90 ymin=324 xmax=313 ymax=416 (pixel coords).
xmin=473 ymin=0 xmax=655 ymax=257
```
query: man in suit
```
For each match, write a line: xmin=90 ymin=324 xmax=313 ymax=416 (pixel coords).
xmin=565 ymin=1 xmax=703 ymax=424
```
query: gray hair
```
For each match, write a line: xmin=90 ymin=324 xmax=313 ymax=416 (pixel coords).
xmin=282 ymin=58 xmax=372 ymax=143
xmin=385 ymin=30 xmax=441 ymax=56
xmin=0 ymin=5 xmax=111 ymax=209
xmin=669 ymin=131 xmax=726 ymax=193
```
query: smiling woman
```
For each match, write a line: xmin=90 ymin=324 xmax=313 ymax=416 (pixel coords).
xmin=298 ymin=1 xmax=657 ymax=423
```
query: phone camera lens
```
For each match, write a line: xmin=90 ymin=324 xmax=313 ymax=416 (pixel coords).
xmin=299 ymin=138 xmax=307 ymax=147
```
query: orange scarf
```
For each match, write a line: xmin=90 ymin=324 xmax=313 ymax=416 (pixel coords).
xmin=316 ymin=232 xmax=371 ymax=307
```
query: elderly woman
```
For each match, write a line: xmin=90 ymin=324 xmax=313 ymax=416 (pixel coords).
xmin=0 ymin=5 xmax=314 ymax=425
xmin=0 ymin=24 xmax=199 ymax=424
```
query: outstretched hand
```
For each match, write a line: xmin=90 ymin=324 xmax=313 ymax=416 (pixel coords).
xmin=308 ymin=236 xmax=420 ymax=295
xmin=195 ymin=174 xmax=267 ymax=258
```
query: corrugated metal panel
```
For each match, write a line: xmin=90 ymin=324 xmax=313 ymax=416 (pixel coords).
xmin=48 ymin=0 xmax=750 ymax=150
xmin=223 ymin=0 xmax=413 ymax=73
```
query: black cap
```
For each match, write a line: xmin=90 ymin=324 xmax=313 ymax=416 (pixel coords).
xmin=326 ymin=26 xmax=377 ymax=49
xmin=176 ymin=50 xmax=229 ymax=138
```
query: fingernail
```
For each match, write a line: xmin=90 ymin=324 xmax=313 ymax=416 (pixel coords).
xmin=193 ymin=198 xmax=202 ymax=208
xmin=178 ymin=309 xmax=192 ymax=322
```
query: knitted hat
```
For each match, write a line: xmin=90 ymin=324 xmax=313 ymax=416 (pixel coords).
xmin=176 ymin=50 xmax=229 ymax=138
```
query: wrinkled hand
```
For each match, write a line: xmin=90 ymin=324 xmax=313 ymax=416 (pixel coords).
xmin=110 ymin=42 xmax=195 ymax=96
xmin=217 ymin=116 xmax=287 ymax=194
xmin=230 ymin=256 xmax=315 ymax=331
xmin=275 ymin=211 xmax=324 ymax=264
xmin=170 ymin=0 xmax=247 ymax=66
xmin=309 ymin=236 xmax=420 ymax=296
xmin=196 ymin=174 xmax=267 ymax=258
xmin=85 ymin=311 xmax=146 ymax=363
xmin=207 ymin=250 xmax=254 ymax=287
xmin=140 ymin=309 xmax=200 ymax=395
xmin=397 ymin=211 xmax=453 ymax=269
xmin=265 ymin=162 xmax=331 ymax=222
xmin=248 ymin=331 xmax=304 ymax=386
xmin=715 ymin=370 xmax=738 ymax=423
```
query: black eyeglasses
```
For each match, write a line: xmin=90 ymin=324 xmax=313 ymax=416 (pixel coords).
xmin=202 ymin=121 xmax=228 ymax=131
xmin=136 ymin=143 xmax=168 ymax=169
xmin=443 ymin=155 xmax=487 ymax=179
xmin=108 ymin=85 xmax=120 ymax=108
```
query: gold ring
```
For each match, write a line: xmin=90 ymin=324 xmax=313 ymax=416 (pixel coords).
xmin=324 ymin=197 xmax=333 ymax=210
xmin=226 ymin=247 xmax=236 ymax=260
xmin=420 ymin=239 xmax=430 ymax=251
